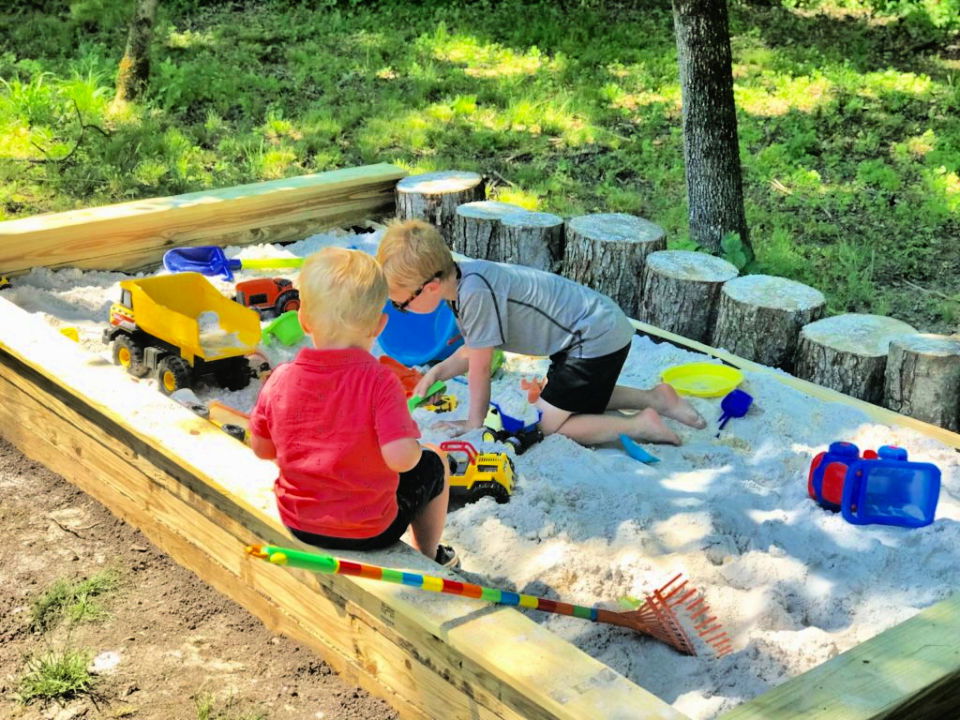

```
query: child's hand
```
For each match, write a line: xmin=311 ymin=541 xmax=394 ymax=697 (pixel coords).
xmin=413 ymin=370 xmax=444 ymax=403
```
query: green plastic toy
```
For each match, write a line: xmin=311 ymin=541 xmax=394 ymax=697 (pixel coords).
xmin=408 ymin=380 xmax=447 ymax=412
xmin=262 ymin=311 xmax=305 ymax=347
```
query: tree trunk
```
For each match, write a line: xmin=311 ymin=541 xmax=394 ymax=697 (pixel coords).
xmin=499 ymin=211 xmax=564 ymax=272
xmin=884 ymin=334 xmax=960 ymax=431
xmin=395 ymin=171 xmax=485 ymax=246
xmin=563 ymin=213 xmax=666 ymax=317
xmin=712 ymin=274 xmax=825 ymax=370
xmin=451 ymin=201 xmax=525 ymax=260
xmin=638 ymin=250 xmax=738 ymax=342
xmin=794 ymin=314 xmax=917 ymax=404
xmin=114 ymin=0 xmax=160 ymax=103
xmin=672 ymin=0 xmax=751 ymax=259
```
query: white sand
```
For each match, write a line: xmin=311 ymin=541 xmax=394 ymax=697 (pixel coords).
xmin=4 ymin=230 xmax=958 ymax=720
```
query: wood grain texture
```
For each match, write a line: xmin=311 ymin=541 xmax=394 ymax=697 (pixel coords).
xmin=0 ymin=164 xmax=406 ymax=274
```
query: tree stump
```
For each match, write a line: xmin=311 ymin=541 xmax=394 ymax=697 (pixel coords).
xmin=563 ymin=213 xmax=667 ymax=317
xmin=884 ymin=334 xmax=960 ymax=431
xmin=638 ymin=250 xmax=738 ymax=342
xmin=499 ymin=211 xmax=564 ymax=272
xmin=395 ymin=171 xmax=485 ymax=245
xmin=712 ymin=274 xmax=825 ymax=370
xmin=451 ymin=201 xmax=526 ymax=261
xmin=794 ymin=314 xmax=917 ymax=404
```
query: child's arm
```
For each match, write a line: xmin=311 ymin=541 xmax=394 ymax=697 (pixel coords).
xmin=465 ymin=346 xmax=494 ymax=430
xmin=380 ymin=438 xmax=422 ymax=473
xmin=250 ymin=432 xmax=277 ymax=460
xmin=414 ymin=345 xmax=469 ymax=399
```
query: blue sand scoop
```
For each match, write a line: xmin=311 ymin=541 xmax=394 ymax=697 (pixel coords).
xmin=620 ymin=434 xmax=660 ymax=464
xmin=163 ymin=246 xmax=304 ymax=281
xmin=716 ymin=389 xmax=753 ymax=436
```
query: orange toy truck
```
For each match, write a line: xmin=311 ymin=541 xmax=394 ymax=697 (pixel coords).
xmin=233 ymin=278 xmax=300 ymax=318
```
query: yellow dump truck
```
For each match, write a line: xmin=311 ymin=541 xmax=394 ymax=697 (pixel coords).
xmin=102 ymin=272 xmax=262 ymax=395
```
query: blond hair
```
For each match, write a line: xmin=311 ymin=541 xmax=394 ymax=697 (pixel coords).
xmin=376 ymin=219 xmax=455 ymax=290
xmin=298 ymin=247 xmax=386 ymax=343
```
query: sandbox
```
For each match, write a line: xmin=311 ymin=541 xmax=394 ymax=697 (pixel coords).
xmin=1 ymin=164 xmax=958 ymax=720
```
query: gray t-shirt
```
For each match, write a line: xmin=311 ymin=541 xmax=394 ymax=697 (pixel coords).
xmin=451 ymin=259 xmax=635 ymax=359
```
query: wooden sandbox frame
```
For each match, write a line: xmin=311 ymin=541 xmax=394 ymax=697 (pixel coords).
xmin=0 ymin=163 xmax=957 ymax=720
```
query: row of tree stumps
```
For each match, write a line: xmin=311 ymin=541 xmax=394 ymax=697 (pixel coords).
xmin=396 ymin=171 xmax=960 ymax=432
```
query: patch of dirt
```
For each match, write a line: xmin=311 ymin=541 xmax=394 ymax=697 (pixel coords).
xmin=0 ymin=437 xmax=398 ymax=720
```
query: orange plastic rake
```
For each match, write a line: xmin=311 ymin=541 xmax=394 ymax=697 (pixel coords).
xmin=246 ymin=544 xmax=732 ymax=658
xmin=600 ymin=573 xmax=733 ymax=658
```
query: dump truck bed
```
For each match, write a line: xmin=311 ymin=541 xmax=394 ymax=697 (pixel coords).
xmin=121 ymin=273 xmax=261 ymax=362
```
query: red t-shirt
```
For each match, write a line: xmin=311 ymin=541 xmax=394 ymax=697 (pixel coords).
xmin=249 ymin=347 xmax=420 ymax=538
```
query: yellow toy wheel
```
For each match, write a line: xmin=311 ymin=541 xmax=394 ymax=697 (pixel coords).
xmin=112 ymin=335 xmax=148 ymax=378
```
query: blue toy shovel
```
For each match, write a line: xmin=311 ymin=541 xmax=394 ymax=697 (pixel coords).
xmin=716 ymin=389 xmax=753 ymax=436
xmin=163 ymin=246 xmax=304 ymax=281
xmin=620 ymin=434 xmax=660 ymax=464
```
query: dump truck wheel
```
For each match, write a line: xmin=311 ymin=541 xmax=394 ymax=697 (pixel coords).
xmin=112 ymin=336 xmax=148 ymax=378
xmin=157 ymin=356 xmax=191 ymax=395
xmin=468 ymin=481 xmax=510 ymax=504
xmin=275 ymin=290 xmax=300 ymax=315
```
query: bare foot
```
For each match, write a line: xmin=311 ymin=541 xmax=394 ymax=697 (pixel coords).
xmin=649 ymin=383 xmax=706 ymax=429
xmin=628 ymin=408 xmax=682 ymax=445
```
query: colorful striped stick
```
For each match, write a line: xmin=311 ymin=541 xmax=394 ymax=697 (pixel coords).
xmin=245 ymin=544 xmax=732 ymax=658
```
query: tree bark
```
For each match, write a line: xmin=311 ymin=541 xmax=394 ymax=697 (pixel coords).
xmin=672 ymin=0 xmax=752 ymax=259
xmin=563 ymin=213 xmax=666 ymax=317
xmin=712 ymin=274 xmax=825 ymax=370
xmin=794 ymin=314 xmax=917 ymax=404
xmin=884 ymin=334 xmax=960 ymax=431
xmin=638 ymin=250 xmax=738 ymax=342
xmin=451 ymin=201 xmax=525 ymax=260
xmin=395 ymin=171 xmax=485 ymax=246
xmin=499 ymin=211 xmax=564 ymax=272
xmin=114 ymin=0 xmax=160 ymax=103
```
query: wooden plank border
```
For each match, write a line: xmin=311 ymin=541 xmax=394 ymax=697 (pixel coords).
xmin=0 ymin=163 xmax=406 ymax=274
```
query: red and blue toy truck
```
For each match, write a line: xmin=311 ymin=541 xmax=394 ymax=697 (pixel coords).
xmin=807 ymin=441 xmax=940 ymax=528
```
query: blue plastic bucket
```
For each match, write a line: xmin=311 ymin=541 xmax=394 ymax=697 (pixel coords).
xmin=379 ymin=301 xmax=463 ymax=366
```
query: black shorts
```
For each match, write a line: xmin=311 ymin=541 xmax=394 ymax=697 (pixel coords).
xmin=539 ymin=343 xmax=631 ymax=415
xmin=287 ymin=449 xmax=446 ymax=551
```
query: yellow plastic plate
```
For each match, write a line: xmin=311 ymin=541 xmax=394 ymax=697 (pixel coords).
xmin=661 ymin=362 xmax=743 ymax=397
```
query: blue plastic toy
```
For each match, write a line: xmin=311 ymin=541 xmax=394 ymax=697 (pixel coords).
xmin=162 ymin=246 xmax=304 ymax=281
xmin=620 ymin=435 xmax=660 ymax=464
xmin=378 ymin=301 xmax=463 ymax=367
xmin=808 ymin=442 xmax=940 ymax=528
xmin=489 ymin=401 xmax=542 ymax=434
xmin=717 ymin=389 xmax=753 ymax=434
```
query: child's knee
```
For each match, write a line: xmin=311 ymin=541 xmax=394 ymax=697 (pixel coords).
xmin=537 ymin=405 xmax=571 ymax=435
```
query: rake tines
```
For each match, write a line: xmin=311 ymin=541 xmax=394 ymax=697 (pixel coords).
xmin=598 ymin=573 xmax=732 ymax=657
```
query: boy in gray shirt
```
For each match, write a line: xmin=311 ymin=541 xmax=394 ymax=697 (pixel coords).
xmin=376 ymin=220 xmax=705 ymax=445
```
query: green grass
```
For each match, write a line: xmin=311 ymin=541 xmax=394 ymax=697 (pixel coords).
xmin=16 ymin=648 xmax=96 ymax=705
xmin=30 ymin=569 xmax=120 ymax=632
xmin=195 ymin=693 xmax=268 ymax=720
xmin=1 ymin=0 xmax=958 ymax=329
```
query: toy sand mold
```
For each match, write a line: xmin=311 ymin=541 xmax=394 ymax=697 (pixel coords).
xmin=1 ymin=164 xmax=959 ymax=720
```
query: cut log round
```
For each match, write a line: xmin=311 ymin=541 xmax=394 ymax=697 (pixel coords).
xmin=638 ymin=250 xmax=738 ymax=342
xmin=395 ymin=171 xmax=485 ymax=244
xmin=712 ymin=274 xmax=826 ymax=370
xmin=794 ymin=314 xmax=917 ymax=404
xmin=884 ymin=334 xmax=960 ymax=431
xmin=451 ymin=201 xmax=526 ymax=261
xmin=563 ymin=213 xmax=667 ymax=316
xmin=499 ymin=211 xmax=564 ymax=272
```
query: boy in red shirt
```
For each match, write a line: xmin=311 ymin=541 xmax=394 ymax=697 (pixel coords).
xmin=249 ymin=247 xmax=457 ymax=567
